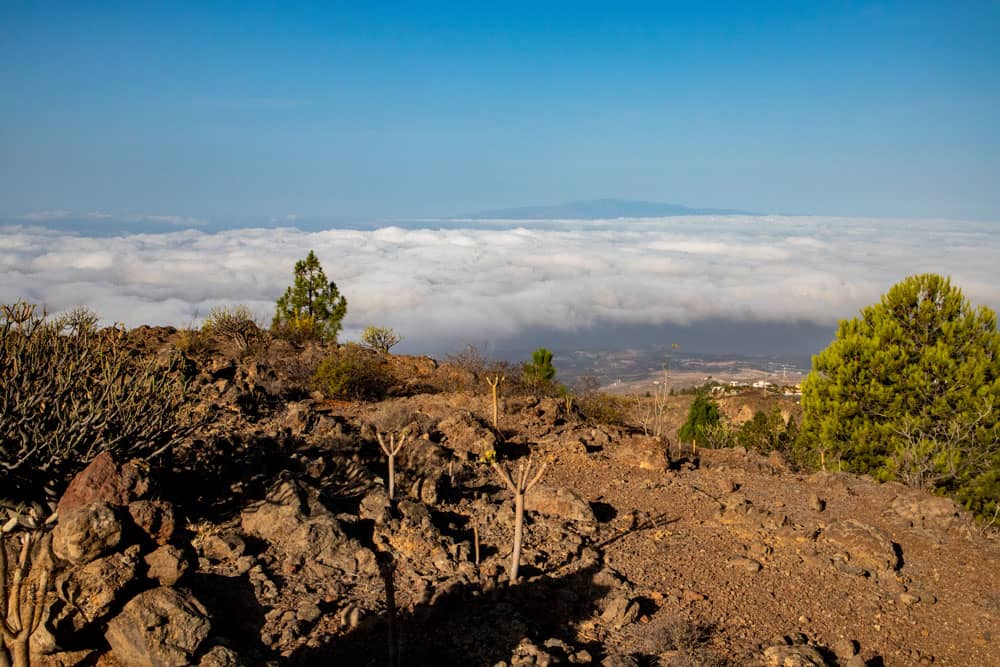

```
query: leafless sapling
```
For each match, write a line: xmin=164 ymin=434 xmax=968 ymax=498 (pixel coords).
xmin=376 ymin=429 xmax=410 ymax=500
xmin=487 ymin=375 xmax=503 ymax=430
xmin=492 ymin=457 xmax=547 ymax=583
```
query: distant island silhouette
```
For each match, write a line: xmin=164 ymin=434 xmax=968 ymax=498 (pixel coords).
xmin=460 ymin=198 xmax=756 ymax=219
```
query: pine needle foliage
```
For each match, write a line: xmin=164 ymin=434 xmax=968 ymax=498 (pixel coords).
xmin=522 ymin=347 xmax=556 ymax=385
xmin=273 ymin=250 xmax=347 ymax=342
xmin=678 ymin=393 xmax=722 ymax=444
xmin=801 ymin=274 xmax=1000 ymax=519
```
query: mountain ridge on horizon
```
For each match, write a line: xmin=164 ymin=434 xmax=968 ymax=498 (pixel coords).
xmin=458 ymin=198 xmax=757 ymax=220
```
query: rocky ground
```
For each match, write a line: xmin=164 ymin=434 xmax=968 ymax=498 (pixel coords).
xmin=10 ymin=329 xmax=999 ymax=667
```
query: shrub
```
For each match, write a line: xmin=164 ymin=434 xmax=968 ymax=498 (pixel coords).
xmin=522 ymin=347 xmax=556 ymax=386
xmin=0 ymin=301 xmax=192 ymax=499
xmin=273 ymin=250 xmax=348 ymax=342
xmin=734 ymin=409 xmax=797 ymax=454
xmin=360 ymin=325 xmax=402 ymax=354
xmin=312 ymin=344 xmax=393 ymax=401
xmin=53 ymin=306 xmax=100 ymax=335
xmin=446 ymin=344 xmax=489 ymax=377
xmin=440 ymin=346 xmax=528 ymax=395
xmin=438 ymin=344 xmax=488 ymax=392
xmin=801 ymin=274 xmax=1000 ymax=519
xmin=203 ymin=305 xmax=262 ymax=353
xmin=678 ymin=394 xmax=722 ymax=445
xmin=578 ymin=392 xmax=630 ymax=426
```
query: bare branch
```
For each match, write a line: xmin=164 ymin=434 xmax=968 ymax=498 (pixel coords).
xmin=491 ymin=461 xmax=516 ymax=493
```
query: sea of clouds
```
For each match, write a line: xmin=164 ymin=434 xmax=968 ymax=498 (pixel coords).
xmin=1 ymin=216 xmax=997 ymax=354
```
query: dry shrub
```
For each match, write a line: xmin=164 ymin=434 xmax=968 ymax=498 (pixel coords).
xmin=203 ymin=305 xmax=263 ymax=354
xmin=641 ymin=615 xmax=726 ymax=667
xmin=174 ymin=325 xmax=212 ymax=357
xmin=0 ymin=301 xmax=192 ymax=499
xmin=312 ymin=344 xmax=394 ymax=401
xmin=578 ymin=392 xmax=630 ymax=427
xmin=437 ymin=344 xmax=489 ymax=392
xmin=372 ymin=402 xmax=416 ymax=434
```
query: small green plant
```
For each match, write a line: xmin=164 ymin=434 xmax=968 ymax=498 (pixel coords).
xmin=522 ymin=347 xmax=556 ymax=386
xmin=361 ymin=326 xmax=402 ymax=354
xmin=312 ymin=344 xmax=392 ymax=401
xmin=735 ymin=409 xmax=797 ymax=454
xmin=678 ymin=394 xmax=722 ymax=452
xmin=273 ymin=250 xmax=348 ymax=342
xmin=203 ymin=305 xmax=262 ymax=353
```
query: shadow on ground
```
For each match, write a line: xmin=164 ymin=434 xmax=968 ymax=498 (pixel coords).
xmin=288 ymin=563 xmax=607 ymax=666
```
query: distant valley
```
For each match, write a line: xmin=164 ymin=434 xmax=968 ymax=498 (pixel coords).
xmin=553 ymin=345 xmax=809 ymax=393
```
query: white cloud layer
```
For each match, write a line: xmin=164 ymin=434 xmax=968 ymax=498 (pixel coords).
xmin=15 ymin=211 xmax=207 ymax=227
xmin=1 ymin=216 xmax=997 ymax=351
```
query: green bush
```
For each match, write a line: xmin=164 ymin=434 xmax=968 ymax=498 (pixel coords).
xmin=678 ymin=394 xmax=722 ymax=445
xmin=312 ymin=344 xmax=393 ymax=401
xmin=522 ymin=347 xmax=556 ymax=386
xmin=0 ymin=301 xmax=191 ymax=499
xmin=734 ymin=409 xmax=797 ymax=454
xmin=801 ymin=274 xmax=1000 ymax=520
xmin=273 ymin=250 xmax=348 ymax=342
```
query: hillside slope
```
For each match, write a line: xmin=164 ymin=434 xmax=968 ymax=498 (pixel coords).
xmin=17 ymin=331 xmax=998 ymax=667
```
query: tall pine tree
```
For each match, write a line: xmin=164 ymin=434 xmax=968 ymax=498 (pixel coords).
xmin=273 ymin=250 xmax=348 ymax=342
xmin=801 ymin=274 xmax=1000 ymax=518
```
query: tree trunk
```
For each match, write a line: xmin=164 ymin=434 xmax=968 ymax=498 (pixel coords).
xmin=492 ymin=385 xmax=499 ymax=429
xmin=387 ymin=454 xmax=396 ymax=500
xmin=9 ymin=641 xmax=27 ymax=667
xmin=511 ymin=492 xmax=525 ymax=583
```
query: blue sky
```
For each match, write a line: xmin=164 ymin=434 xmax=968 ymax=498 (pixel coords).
xmin=2 ymin=1 xmax=998 ymax=221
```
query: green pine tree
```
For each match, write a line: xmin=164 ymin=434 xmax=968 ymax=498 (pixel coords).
xmin=523 ymin=347 xmax=556 ymax=385
xmin=272 ymin=250 xmax=348 ymax=342
xmin=801 ymin=274 xmax=1000 ymax=519
xmin=678 ymin=393 xmax=722 ymax=444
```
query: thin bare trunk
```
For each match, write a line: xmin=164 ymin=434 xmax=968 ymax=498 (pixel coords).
xmin=511 ymin=493 xmax=525 ymax=582
xmin=387 ymin=455 xmax=396 ymax=501
xmin=488 ymin=376 xmax=503 ymax=430
xmin=8 ymin=644 xmax=25 ymax=667
xmin=377 ymin=431 xmax=409 ymax=500
xmin=492 ymin=457 xmax=547 ymax=584
xmin=473 ymin=524 xmax=480 ymax=566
